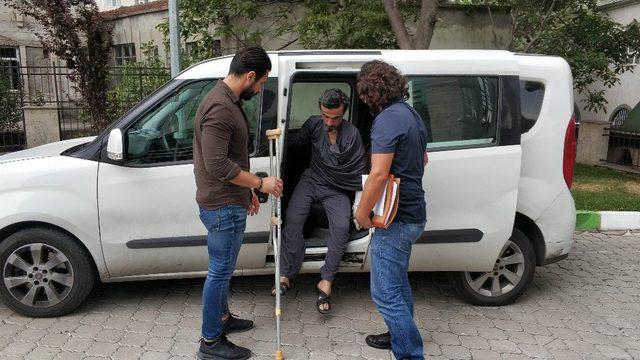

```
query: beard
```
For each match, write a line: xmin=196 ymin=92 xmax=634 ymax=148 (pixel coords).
xmin=325 ymin=125 xmax=337 ymax=132
xmin=240 ymin=88 xmax=258 ymax=101
xmin=240 ymin=79 xmax=258 ymax=101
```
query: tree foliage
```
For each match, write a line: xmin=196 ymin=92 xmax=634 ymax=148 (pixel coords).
xmin=473 ymin=0 xmax=640 ymax=112
xmin=157 ymin=0 xmax=299 ymax=66
xmin=298 ymin=0 xmax=399 ymax=49
xmin=0 ymin=72 xmax=22 ymax=133
xmin=105 ymin=43 xmax=171 ymax=122
xmin=4 ymin=0 xmax=114 ymax=130
xmin=291 ymin=0 xmax=440 ymax=49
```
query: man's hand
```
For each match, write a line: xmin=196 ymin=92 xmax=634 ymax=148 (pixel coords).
xmin=354 ymin=207 xmax=373 ymax=229
xmin=248 ymin=192 xmax=260 ymax=216
xmin=260 ymin=177 xmax=284 ymax=198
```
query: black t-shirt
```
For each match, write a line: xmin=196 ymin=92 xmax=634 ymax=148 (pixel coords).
xmin=370 ymin=100 xmax=427 ymax=224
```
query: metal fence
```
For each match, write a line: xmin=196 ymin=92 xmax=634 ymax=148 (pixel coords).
xmin=0 ymin=63 xmax=170 ymax=153
xmin=604 ymin=108 xmax=640 ymax=168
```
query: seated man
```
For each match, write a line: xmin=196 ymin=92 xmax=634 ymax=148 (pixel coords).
xmin=274 ymin=88 xmax=366 ymax=314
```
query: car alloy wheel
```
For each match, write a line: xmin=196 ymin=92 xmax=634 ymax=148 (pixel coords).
xmin=3 ymin=243 xmax=74 ymax=308
xmin=464 ymin=239 xmax=525 ymax=297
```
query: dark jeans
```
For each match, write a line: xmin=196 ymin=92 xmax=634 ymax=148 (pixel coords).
xmin=370 ymin=222 xmax=426 ymax=360
xmin=199 ymin=205 xmax=246 ymax=340
xmin=281 ymin=176 xmax=351 ymax=281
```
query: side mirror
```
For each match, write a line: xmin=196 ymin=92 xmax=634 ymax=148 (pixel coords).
xmin=107 ymin=128 xmax=124 ymax=161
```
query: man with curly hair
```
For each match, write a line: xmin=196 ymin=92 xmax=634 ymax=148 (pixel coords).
xmin=355 ymin=60 xmax=429 ymax=360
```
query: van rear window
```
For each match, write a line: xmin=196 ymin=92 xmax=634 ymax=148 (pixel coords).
xmin=520 ymin=81 xmax=545 ymax=133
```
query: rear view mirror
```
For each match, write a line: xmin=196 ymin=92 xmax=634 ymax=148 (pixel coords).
xmin=107 ymin=128 xmax=124 ymax=161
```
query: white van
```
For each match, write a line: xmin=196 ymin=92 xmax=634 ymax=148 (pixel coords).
xmin=0 ymin=50 xmax=576 ymax=317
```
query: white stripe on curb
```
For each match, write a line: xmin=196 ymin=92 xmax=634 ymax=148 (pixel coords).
xmin=599 ymin=211 xmax=640 ymax=231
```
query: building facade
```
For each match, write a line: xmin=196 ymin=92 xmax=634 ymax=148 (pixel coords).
xmin=576 ymin=0 xmax=640 ymax=123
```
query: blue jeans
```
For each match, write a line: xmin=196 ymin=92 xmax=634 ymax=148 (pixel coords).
xmin=370 ymin=223 xmax=426 ymax=360
xmin=199 ymin=205 xmax=247 ymax=340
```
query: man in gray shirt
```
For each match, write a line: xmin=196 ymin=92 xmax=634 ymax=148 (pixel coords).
xmin=275 ymin=89 xmax=366 ymax=314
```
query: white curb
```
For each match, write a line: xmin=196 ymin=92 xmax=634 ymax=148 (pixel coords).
xmin=599 ymin=211 xmax=640 ymax=231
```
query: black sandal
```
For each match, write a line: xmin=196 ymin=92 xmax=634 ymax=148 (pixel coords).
xmin=316 ymin=287 xmax=332 ymax=314
xmin=271 ymin=282 xmax=291 ymax=296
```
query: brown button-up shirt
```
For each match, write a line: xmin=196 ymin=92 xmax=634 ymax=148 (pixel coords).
xmin=193 ymin=81 xmax=251 ymax=210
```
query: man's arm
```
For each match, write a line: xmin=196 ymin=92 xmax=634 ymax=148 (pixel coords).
xmin=286 ymin=116 xmax=314 ymax=147
xmin=355 ymin=153 xmax=394 ymax=228
xmin=201 ymin=103 xmax=282 ymax=195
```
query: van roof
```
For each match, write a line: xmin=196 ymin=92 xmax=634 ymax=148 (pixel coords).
xmin=176 ymin=50 xmax=561 ymax=80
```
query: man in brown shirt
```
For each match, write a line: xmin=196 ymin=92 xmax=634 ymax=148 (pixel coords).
xmin=194 ymin=46 xmax=282 ymax=360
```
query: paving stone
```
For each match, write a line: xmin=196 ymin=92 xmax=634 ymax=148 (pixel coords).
xmin=594 ymin=344 xmax=632 ymax=360
xmin=85 ymin=341 xmax=119 ymax=357
xmin=0 ymin=233 xmax=638 ymax=359
xmin=0 ymin=341 xmax=36 ymax=357
xmin=24 ymin=346 xmax=60 ymax=360
xmin=470 ymin=349 xmax=501 ymax=360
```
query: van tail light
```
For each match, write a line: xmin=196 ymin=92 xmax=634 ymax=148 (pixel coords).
xmin=563 ymin=114 xmax=577 ymax=189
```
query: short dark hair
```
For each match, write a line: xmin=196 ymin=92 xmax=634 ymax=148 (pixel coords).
xmin=229 ymin=46 xmax=272 ymax=78
xmin=357 ymin=60 xmax=408 ymax=113
xmin=318 ymin=88 xmax=350 ymax=112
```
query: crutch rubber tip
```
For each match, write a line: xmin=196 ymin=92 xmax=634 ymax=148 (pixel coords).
xmin=275 ymin=350 xmax=284 ymax=360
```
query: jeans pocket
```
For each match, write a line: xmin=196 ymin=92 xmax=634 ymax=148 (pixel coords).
xmin=199 ymin=208 xmax=220 ymax=232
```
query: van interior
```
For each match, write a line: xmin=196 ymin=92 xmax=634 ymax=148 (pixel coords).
xmin=280 ymin=72 xmax=377 ymax=263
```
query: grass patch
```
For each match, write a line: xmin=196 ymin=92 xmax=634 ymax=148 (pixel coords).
xmin=571 ymin=164 xmax=640 ymax=211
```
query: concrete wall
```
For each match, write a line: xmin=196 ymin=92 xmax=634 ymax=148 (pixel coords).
xmin=109 ymin=10 xmax=168 ymax=62
xmin=23 ymin=106 xmax=60 ymax=148
xmin=575 ymin=2 xmax=640 ymax=122
xmin=430 ymin=6 xmax=512 ymax=50
xmin=576 ymin=120 xmax=610 ymax=165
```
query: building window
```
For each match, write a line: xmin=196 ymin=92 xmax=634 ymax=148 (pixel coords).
xmin=611 ymin=106 xmax=630 ymax=127
xmin=135 ymin=0 xmax=150 ymax=4
xmin=0 ymin=47 xmax=21 ymax=90
xmin=106 ymin=0 xmax=121 ymax=7
xmin=114 ymin=43 xmax=137 ymax=65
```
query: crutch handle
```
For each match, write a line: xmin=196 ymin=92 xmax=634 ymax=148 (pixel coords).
xmin=266 ymin=128 xmax=282 ymax=140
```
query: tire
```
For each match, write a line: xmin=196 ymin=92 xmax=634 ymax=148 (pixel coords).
xmin=449 ymin=228 xmax=536 ymax=306
xmin=0 ymin=228 xmax=96 ymax=317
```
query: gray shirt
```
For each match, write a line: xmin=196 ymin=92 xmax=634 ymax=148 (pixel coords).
xmin=288 ymin=115 xmax=366 ymax=191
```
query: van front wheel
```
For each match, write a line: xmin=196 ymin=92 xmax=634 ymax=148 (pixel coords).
xmin=450 ymin=229 xmax=536 ymax=306
xmin=0 ymin=228 xmax=96 ymax=317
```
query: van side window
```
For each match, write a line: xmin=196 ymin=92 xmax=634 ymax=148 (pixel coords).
xmin=255 ymin=77 xmax=278 ymax=157
xmin=408 ymin=76 xmax=498 ymax=149
xmin=520 ymin=81 xmax=545 ymax=133
xmin=288 ymin=82 xmax=352 ymax=130
xmin=124 ymin=79 xmax=266 ymax=165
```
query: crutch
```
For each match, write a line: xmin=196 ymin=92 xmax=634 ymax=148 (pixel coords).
xmin=265 ymin=128 xmax=284 ymax=360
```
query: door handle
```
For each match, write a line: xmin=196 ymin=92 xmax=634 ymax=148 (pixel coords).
xmin=255 ymin=172 xmax=269 ymax=203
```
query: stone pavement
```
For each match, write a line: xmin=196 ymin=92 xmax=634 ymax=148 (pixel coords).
xmin=0 ymin=231 xmax=639 ymax=360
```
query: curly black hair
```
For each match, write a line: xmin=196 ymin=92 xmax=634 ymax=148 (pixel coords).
xmin=357 ymin=60 xmax=408 ymax=113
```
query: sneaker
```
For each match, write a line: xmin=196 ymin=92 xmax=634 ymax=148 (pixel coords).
xmin=196 ymin=335 xmax=251 ymax=360
xmin=222 ymin=313 xmax=254 ymax=333
xmin=365 ymin=332 xmax=392 ymax=350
